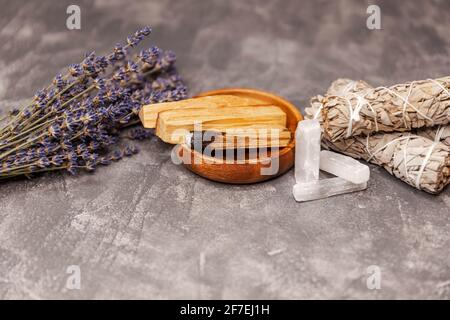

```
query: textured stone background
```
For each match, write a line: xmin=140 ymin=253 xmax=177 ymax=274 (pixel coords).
xmin=0 ymin=0 xmax=449 ymax=299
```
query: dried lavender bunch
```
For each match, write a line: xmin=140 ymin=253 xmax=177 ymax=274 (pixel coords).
xmin=0 ymin=26 xmax=187 ymax=179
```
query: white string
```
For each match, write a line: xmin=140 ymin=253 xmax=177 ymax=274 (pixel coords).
xmin=364 ymin=100 xmax=379 ymax=133
xmin=365 ymin=126 xmax=444 ymax=190
xmin=377 ymin=84 xmax=434 ymax=125
xmin=346 ymin=96 xmax=364 ymax=137
xmin=427 ymin=78 xmax=450 ymax=97
xmin=366 ymin=135 xmax=420 ymax=162
xmin=340 ymin=80 xmax=358 ymax=95
xmin=401 ymin=81 xmax=415 ymax=129
xmin=341 ymin=81 xmax=360 ymax=135
xmin=365 ymin=133 xmax=374 ymax=159
xmin=345 ymin=82 xmax=380 ymax=135
xmin=313 ymin=80 xmax=358 ymax=120
xmin=414 ymin=126 xmax=445 ymax=190
xmin=434 ymin=125 xmax=445 ymax=143
xmin=327 ymin=93 xmax=379 ymax=138
xmin=313 ymin=103 xmax=323 ymax=120
xmin=403 ymin=135 xmax=411 ymax=183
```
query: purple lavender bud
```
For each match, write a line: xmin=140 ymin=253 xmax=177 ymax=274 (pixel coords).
xmin=138 ymin=26 xmax=152 ymax=36
xmin=128 ymin=128 xmax=153 ymax=140
xmin=111 ymin=150 xmax=123 ymax=161
xmin=85 ymin=162 xmax=96 ymax=172
xmin=88 ymin=141 xmax=100 ymax=151
xmin=68 ymin=64 xmax=83 ymax=77
xmin=104 ymin=135 xmax=118 ymax=146
xmin=93 ymin=90 xmax=107 ymax=106
xmin=66 ymin=152 xmax=78 ymax=163
xmin=160 ymin=50 xmax=177 ymax=69
xmin=9 ymin=108 xmax=20 ymax=116
xmin=82 ymin=52 xmax=98 ymax=76
xmin=67 ymin=164 xmax=78 ymax=175
xmin=62 ymin=115 xmax=77 ymax=132
xmin=113 ymin=43 xmax=127 ymax=61
xmin=81 ymin=97 xmax=94 ymax=110
xmin=148 ymin=90 xmax=163 ymax=103
xmin=94 ymin=55 xmax=109 ymax=71
xmin=130 ymin=146 xmax=139 ymax=154
xmin=93 ymin=78 xmax=106 ymax=90
xmin=80 ymin=150 xmax=91 ymax=161
xmin=76 ymin=143 xmax=87 ymax=154
xmin=113 ymin=69 xmax=126 ymax=81
xmin=126 ymin=35 xmax=142 ymax=47
xmin=38 ymin=100 xmax=48 ymax=109
xmin=90 ymin=153 xmax=99 ymax=162
xmin=37 ymin=157 xmax=50 ymax=168
xmin=83 ymin=51 xmax=96 ymax=61
xmin=119 ymin=115 xmax=131 ymax=125
xmin=48 ymin=124 xmax=62 ymax=138
xmin=168 ymin=72 xmax=182 ymax=84
xmin=50 ymin=100 xmax=62 ymax=113
xmin=53 ymin=74 xmax=66 ymax=90
xmin=51 ymin=155 xmax=64 ymax=166
xmin=123 ymin=146 xmax=134 ymax=157
xmin=27 ymin=148 xmax=37 ymax=158
xmin=22 ymin=109 xmax=32 ymax=118
xmin=131 ymin=90 xmax=143 ymax=102
xmin=170 ymin=85 xmax=188 ymax=101
xmin=34 ymin=89 xmax=47 ymax=102
xmin=96 ymin=156 xmax=110 ymax=166
xmin=36 ymin=147 xmax=46 ymax=158
xmin=127 ymin=61 xmax=139 ymax=73
xmin=61 ymin=139 xmax=73 ymax=150
xmin=138 ymin=47 xmax=161 ymax=66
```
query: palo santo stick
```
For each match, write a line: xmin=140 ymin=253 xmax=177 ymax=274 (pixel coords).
xmin=139 ymin=94 xmax=269 ymax=128
xmin=156 ymin=106 xmax=287 ymax=144
xmin=187 ymin=129 xmax=291 ymax=150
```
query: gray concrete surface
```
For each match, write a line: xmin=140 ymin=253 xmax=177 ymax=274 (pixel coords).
xmin=0 ymin=0 xmax=449 ymax=299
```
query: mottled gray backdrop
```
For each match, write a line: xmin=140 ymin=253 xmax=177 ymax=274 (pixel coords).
xmin=0 ymin=0 xmax=449 ymax=299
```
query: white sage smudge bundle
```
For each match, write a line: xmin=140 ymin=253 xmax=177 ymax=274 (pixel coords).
xmin=306 ymin=78 xmax=450 ymax=194
xmin=315 ymin=76 xmax=450 ymax=142
xmin=322 ymin=78 xmax=450 ymax=148
xmin=320 ymin=131 xmax=450 ymax=194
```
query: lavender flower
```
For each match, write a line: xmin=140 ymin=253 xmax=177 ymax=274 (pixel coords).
xmin=128 ymin=128 xmax=153 ymax=140
xmin=0 ymin=26 xmax=187 ymax=179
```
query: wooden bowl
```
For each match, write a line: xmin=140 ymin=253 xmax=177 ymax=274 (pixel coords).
xmin=176 ymin=88 xmax=303 ymax=184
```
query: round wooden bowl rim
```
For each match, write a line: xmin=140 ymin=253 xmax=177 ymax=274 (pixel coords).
xmin=179 ymin=88 xmax=303 ymax=165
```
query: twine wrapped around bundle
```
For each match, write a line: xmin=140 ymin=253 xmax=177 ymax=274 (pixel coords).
xmin=315 ymin=76 xmax=450 ymax=142
xmin=306 ymin=78 xmax=450 ymax=194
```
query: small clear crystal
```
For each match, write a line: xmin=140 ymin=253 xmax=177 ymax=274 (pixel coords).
xmin=295 ymin=119 xmax=321 ymax=183
xmin=292 ymin=177 xmax=367 ymax=202
xmin=320 ymin=150 xmax=370 ymax=184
